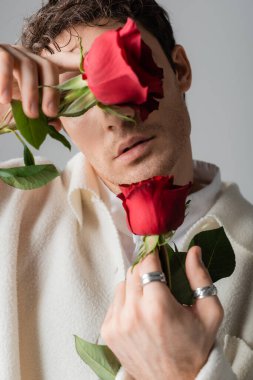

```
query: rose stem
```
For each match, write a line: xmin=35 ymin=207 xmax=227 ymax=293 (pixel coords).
xmin=158 ymin=240 xmax=172 ymax=290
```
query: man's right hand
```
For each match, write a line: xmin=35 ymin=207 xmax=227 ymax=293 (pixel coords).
xmin=0 ymin=44 xmax=80 ymax=129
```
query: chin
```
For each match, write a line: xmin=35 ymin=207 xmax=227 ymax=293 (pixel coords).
xmin=115 ymin=156 xmax=175 ymax=185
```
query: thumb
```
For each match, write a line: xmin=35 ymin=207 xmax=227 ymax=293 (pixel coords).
xmin=48 ymin=118 xmax=64 ymax=132
xmin=185 ymin=246 xmax=212 ymax=291
xmin=185 ymin=246 xmax=223 ymax=328
xmin=46 ymin=52 xmax=81 ymax=73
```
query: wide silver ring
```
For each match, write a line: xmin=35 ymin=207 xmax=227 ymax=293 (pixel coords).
xmin=141 ymin=271 xmax=167 ymax=287
xmin=193 ymin=284 xmax=218 ymax=299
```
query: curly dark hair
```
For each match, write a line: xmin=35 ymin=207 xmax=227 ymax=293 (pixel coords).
xmin=21 ymin=0 xmax=176 ymax=69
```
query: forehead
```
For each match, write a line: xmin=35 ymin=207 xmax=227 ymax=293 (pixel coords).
xmin=52 ymin=20 xmax=122 ymax=54
xmin=44 ymin=19 xmax=166 ymax=83
xmin=48 ymin=19 xmax=161 ymax=57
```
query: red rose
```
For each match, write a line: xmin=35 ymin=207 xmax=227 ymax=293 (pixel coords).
xmin=82 ymin=18 xmax=164 ymax=121
xmin=118 ymin=176 xmax=191 ymax=235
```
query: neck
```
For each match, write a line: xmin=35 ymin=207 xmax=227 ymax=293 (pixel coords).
xmin=171 ymin=142 xmax=194 ymax=186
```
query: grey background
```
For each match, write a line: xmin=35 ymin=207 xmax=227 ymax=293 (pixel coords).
xmin=0 ymin=0 xmax=252 ymax=203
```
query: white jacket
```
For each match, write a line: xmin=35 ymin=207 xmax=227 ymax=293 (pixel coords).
xmin=0 ymin=152 xmax=252 ymax=380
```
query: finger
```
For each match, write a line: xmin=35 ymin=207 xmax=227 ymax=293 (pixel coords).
xmin=17 ymin=54 xmax=39 ymax=118
xmin=101 ymin=302 xmax=115 ymax=343
xmin=136 ymin=250 xmax=169 ymax=298
xmin=102 ymin=281 xmax=126 ymax=330
xmin=12 ymin=46 xmax=60 ymax=117
xmin=45 ymin=52 xmax=81 ymax=73
xmin=111 ymin=280 xmax=126 ymax=315
xmin=13 ymin=46 xmax=81 ymax=74
xmin=137 ymin=250 xmax=162 ymax=276
xmin=48 ymin=118 xmax=63 ymax=132
xmin=11 ymin=47 xmax=81 ymax=118
xmin=125 ymin=264 xmax=143 ymax=305
xmin=39 ymin=59 xmax=59 ymax=117
xmin=185 ymin=246 xmax=224 ymax=330
xmin=2 ymin=45 xmax=40 ymax=118
xmin=0 ymin=46 xmax=14 ymax=104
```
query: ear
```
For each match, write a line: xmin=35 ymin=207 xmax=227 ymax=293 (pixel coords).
xmin=171 ymin=45 xmax=192 ymax=93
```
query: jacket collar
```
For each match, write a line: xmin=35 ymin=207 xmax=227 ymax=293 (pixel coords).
xmin=207 ymin=183 xmax=253 ymax=253
xmin=61 ymin=153 xmax=253 ymax=255
xmin=180 ymin=183 xmax=253 ymax=254
xmin=61 ymin=152 xmax=102 ymax=226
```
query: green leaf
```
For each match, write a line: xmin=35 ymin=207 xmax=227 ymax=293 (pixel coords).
xmin=163 ymin=227 xmax=236 ymax=306
xmin=24 ymin=145 xmax=35 ymax=166
xmin=0 ymin=164 xmax=59 ymax=190
xmin=59 ymin=88 xmax=89 ymax=109
xmin=98 ymin=104 xmax=136 ymax=125
xmin=169 ymin=251 xmax=194 ymax=305
xmin=11 ymin=100 xmax=48 ymax=149
xmin=55 ymin=74 xmax=87 ymax=91
xmin=46 ymin=124 xmax=71 ymax=151
xmin=59 ymin=90 xmax=97 ymax=117
xmin=189 ymin=227 xmax=236 ymax=282
xmin=75 ymin=335 xmax=120 ymax=380
xmin=165 ymin=242 xmax=175 ymax=257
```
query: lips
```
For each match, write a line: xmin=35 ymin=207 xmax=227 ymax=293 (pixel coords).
xmin=115 ymin=136 xmax=155 ymax=158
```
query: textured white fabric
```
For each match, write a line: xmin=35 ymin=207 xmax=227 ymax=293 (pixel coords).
xmin=173 ymin=160 xmax=221 ymax=249
xmin=96 ymin=177 xmax=135 ymax=267
xmin=195 ymin=342 xmax=237 ymax=380
xmin=115 ymin=366 xmax=126 ymax=380
xmin=116 ymin=343 xmax=239 ymax=380
xmin=0 ymin=152 xmax=252 ymax=380
xmin=223 ymin=335 xmax=253 ymax=380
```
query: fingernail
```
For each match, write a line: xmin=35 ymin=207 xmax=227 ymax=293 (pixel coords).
xmin=30 ymin=102 xmax=38 ymax=116
xmin=0 ymin=88 xmax=10 ymax=102
xmin=197 ymin=247 xmax=204 ymax=266
xmin=47 ymin=101 xmax=58 ymax=115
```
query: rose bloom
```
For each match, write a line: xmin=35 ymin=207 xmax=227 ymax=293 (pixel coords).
xmin=118 ymin=176 xmax=191 ymax=235
xmin=82 ymin=18 xmax=164 ymax=120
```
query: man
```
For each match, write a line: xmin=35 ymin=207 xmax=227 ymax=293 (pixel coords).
xmin=0 ymin=1 xmax=252 ymax=379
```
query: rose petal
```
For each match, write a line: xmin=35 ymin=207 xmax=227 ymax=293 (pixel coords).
xmin=84 ymin=31 xmax=148 ymax=105
xmin=118 ymin=176 xmax=191 ymax=235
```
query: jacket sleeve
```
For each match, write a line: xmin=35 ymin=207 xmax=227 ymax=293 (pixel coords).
xmin=115 ymin=367 xmax=134 ymax=380
xmin=195 ymin=341 xmax=237 ymax=380
xmin=196 ymin=335 xmax=253 ymax=380
xmin=114 ymin=343 xmax=236 ymax=380
xmin=116 ymin=336 xmax=253 ymax=380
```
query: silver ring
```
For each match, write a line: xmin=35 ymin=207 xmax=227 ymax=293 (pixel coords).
xmin=193 ymin=284 xmax=218 ymax=299
xmin=141 ymin=271 xmax=167 ymax=287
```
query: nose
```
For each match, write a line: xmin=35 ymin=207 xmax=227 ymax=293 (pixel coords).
xmin=99 ymin=104 xmax=138 ymax=131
